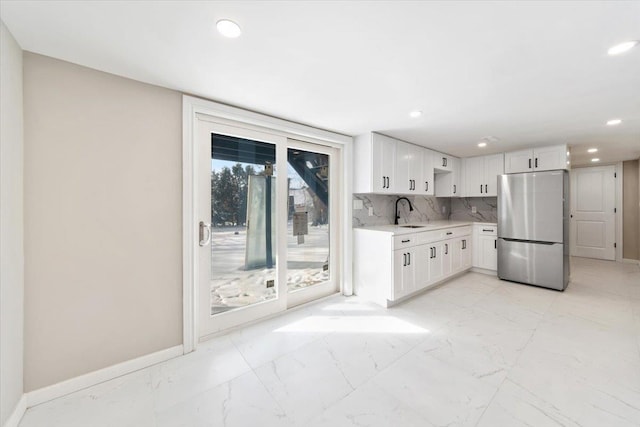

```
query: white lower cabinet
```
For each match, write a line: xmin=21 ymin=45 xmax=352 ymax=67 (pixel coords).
xmin=472 ymin=223 xmax=497 ymax=271
xmin=354 ymin=225 xmax=472 ymax=307
xmin=393 ymin=248 xmax=417 ymax=300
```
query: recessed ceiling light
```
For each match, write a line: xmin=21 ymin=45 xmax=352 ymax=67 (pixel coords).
xmin=217 ymin=19 xmax=242 ymax=38
xmin=409 ymin=110 xmax=422 ymax=118
xmin=606 ymin=119 xmax=622 ymax=126
xmin=608 ymin=40 xmax=638 ymax=55
xmin=591 ymin=158 xmax=600 ymax=162
xmin=477 ymin=142 xmax=487 ymax=148
xmin=588 ymin=148 xmax=598 ymax=153
xmin=566 ymin=161 xmax=570 ymax=165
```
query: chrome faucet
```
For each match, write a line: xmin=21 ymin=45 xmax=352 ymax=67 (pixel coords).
xmin=395 ymin=197 xmax=414 ymax=225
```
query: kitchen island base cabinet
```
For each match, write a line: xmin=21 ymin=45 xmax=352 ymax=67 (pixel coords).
xmin=353 ymin=225 xmax=472 ymax=308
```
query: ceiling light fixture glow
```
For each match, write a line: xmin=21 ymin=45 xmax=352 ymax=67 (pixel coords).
xmin=591 ymin=158 xmax=600 ymax=162
xmin=607 ymin=40 xmax=638 ymax=55
xmin=217 ymin=19 xmax=242 ymax=38
xmin=588 ymin=148 xmax=598 ymax=153
xmin=477 ymin=142 xmax=487 ymax=148
xmin=606 ymin=119 xmax=622 ymax=126
xmin=409 ymin=110 xmax=422 ymax=118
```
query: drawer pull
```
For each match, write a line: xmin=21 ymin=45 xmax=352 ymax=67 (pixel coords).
xmin=482 ymin=229 xmax=494 ymax=232
xmin=446 ymin=231 xmax=453 ymax=235
xmin=402 ymin=239 xmax=411 ymax=243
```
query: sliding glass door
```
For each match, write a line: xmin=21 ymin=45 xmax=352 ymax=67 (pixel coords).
xmin=197 ymin=120 xmax=339 ymax=338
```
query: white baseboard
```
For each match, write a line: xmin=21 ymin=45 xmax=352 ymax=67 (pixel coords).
xmin=470 ymin=267 xmax=498 ymax=276
xmin=26 ymin=345 xmax=183 ymax=408
xmin=3 ymin=394 xmax=26 ymax=427
xmin=622 ymin=258 xmax=640 ymax=266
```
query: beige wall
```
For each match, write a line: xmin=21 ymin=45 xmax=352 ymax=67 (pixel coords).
xmin=23 ymin=53 xmax=183 ymax=391
xmin=623 ymin=160 xmax=639 ymax=260
xmin=0 ymin=20 xmax=25 ymax=424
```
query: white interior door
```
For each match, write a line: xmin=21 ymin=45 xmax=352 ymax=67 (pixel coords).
xmin=570 ymin=166 xmax=616 ymax=260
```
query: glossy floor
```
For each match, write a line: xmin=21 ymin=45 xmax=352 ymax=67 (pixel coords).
xmin=20 ymin=257 xmax=640 ymax=426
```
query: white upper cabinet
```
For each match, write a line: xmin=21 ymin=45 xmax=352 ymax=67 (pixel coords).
xmin=433 ymin=152 xmax=453 ymax=172
xmin=395 ymin=141 xmax=424 ymax=194
xmin=354 ymin=132 xmax=396 ymax=193
xmin=504 ymin=144 xmax=568 ymax=174
xmin=435 ymin=157 xmax=460 ymax=197
xmin=422 ymin=149 xmax=435 ymax=195
xmin=463 ymin=154 xmax=504 ymax=197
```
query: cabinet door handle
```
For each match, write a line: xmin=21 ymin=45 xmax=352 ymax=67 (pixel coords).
xmin=535 ymin=158 xmax=538 ymax=168
xmin=529 ymin=158 xmax=532 ymax=169
xmin=494 ymin=239 xmax=497 ymax=249
xmin=425 ymin=181 xmax=429 ymax=192
xmin=387 ymin=177 xmax=390 ymax=188
xmin=408 ymin=253 xmax=411 ymax=265
xmin=480 ymin=184 xmax=483 ymax=194
xmin=485 ymin=184 xmax=488 ymax=193
xmin=453 ymin=184 xmax=457 ymax=194
xmin=402 ymin=239 xmax=410 ymax=243
xmin=382 ymin=176 xmax=386 ymax=188
xmin=462 ymin=239 xmax=466 ymax=249
xmin=445 ymin=243 xmax=448 ymax=254
xmin=403 ymin=253 xmax=407 ymax=266
xmin=434 ymin=247 xmax=437 ymax=258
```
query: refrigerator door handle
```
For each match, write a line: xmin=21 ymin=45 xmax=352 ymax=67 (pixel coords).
xmin=501 ymin=237 xmax=556 ymax=245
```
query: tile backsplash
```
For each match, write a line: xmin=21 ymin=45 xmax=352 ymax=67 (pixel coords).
xmin=353 ymin=194 xmax=451 ymax=227
xmin=450 ymin=197 xmax=497 ymax=223
xmin=353 ymin=195 xmax=498 ymax=227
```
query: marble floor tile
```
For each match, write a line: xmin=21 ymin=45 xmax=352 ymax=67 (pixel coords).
xmin=19 ymin=257 xmax=640 ymax=427
xmin=307 ymin=380 xmax=433 ymax=427
xmin=150 ymin=335 xmax=251 ymax=411
xmin=20 ymin=370 xmax=156 ymax=427
xmin=253 ymin=338 xmax=355 ymax=424
xmin=154 ymin=371 xmax=291 ymax=427
xmin=371 ymin=347 xmax=499 ymax=426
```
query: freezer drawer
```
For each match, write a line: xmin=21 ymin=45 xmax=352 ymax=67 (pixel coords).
xmin=497 ymin=238 xmax=568 ymax=290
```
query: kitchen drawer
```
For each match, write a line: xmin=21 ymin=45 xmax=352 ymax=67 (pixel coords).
xmin=476 ymin=225 xmax=497 ymax=235
xmin=393 ymin=234 xmax=418 ymax=250
xmin=416 ymin=226 xmax=472 ymax=244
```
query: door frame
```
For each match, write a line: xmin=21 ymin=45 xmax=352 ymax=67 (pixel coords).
xmin=569 ymin=162 xmax=623 ymax=262
xmin=182 ymin=95 xmax=353 ymax=353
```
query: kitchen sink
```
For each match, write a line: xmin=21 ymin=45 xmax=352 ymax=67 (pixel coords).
xmin=399 ymin=225 xmax=426 ymax=228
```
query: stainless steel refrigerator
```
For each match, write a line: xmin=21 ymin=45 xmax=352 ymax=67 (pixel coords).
xmin=497 ymin=170 xmax=569 ymax=291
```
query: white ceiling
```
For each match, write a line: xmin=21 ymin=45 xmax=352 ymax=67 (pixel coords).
xmin=2 ymin=1 xmax=639 ymax=166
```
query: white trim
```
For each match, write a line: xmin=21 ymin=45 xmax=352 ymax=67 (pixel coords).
xmin=342 ymin=139 xmax=354 ymax=296
xmin=2 ymin=394 xmax=26 ymax=427
xmin=182 ymin=99 xmax=197 ymax=354
xmin=622 ymin=258 xmax=640 ymax=265
xmin=470 ymin=267 xmax=498 ymax=276
xmin=183 ymin=96 xmax=351 ymax=145
xmin=26 ymin=345 xmax=183 ymax=408
xmin=615 ymin=162 xmax=623 ymax=262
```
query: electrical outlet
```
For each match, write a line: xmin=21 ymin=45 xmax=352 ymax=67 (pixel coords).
xmin=353 ymin=199 xmax=364 ymax=210
xmin=471 ymin=206 xmax=477 ymax=213
xmin=368 ymin=207 xmax=374 ymax=216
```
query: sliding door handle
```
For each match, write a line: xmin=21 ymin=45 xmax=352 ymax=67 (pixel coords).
xmin=199 ymin=221 xmax=212 ymax=246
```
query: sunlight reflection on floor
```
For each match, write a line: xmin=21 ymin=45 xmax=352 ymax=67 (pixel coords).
xmin=274 ymin=315 xmax=430 ymax=334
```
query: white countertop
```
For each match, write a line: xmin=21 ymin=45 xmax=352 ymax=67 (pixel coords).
xmin=354 ymin=220 xmax=496 ymax=236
